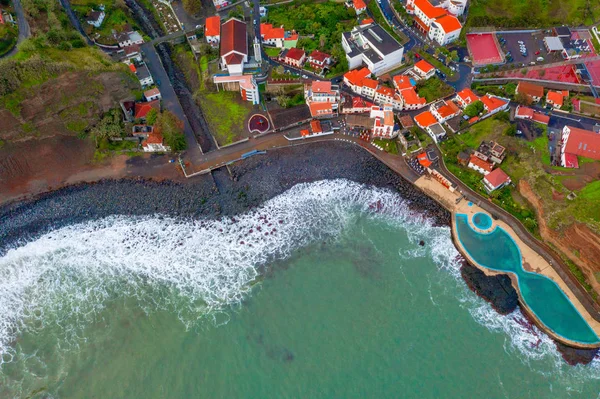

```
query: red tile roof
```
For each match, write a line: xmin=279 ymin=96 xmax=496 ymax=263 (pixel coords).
xmin=546 ymin=90 xmax=565 ymax=107
xmin=456 ymin=88 xmax=479 ymax=105
xmin=362 ymin=78 xmax=378 ymax=89
xmin=481 ymin=94 xmax=507 ymax=113
xmin=144 ymin=88 xmax=160 ymax=98
xmin=224 ymin=52 xmax=245 ymax=65
xmin=516 ymin=106 xmax=534 ymax=118
xmin=532 ymin=113 xmax=550 ymax=124
xmin=285 ymin=47 xmax=305 ymax=61
xmin=308 ymin=50 xmax=330 ymax=63
xmin=401 ymin=88 xmax=426 ymax=106
xmin=564 ymin=126 xmax=600 ymax=160
xmin=414 ymin=59 xmax=434 ymax=74
xmin=134 ymin=99 xmax=160 ymax=119
xmin=353 ymin=0 xmax=366 ymax=10
xmin=220 ymin=18 xmax=247 ymax=58
xmin=433 ymin=14 xmax=462 ymax=33
xmin=311 ymin=80 xmax=332 ymax=93
xmin=563 ymin=153 xmax=579 ymax=168
xmin=351 ymin=96 xmax=373 ymax=108
xmin=344 ymin=68 xmax=371 ymax=87
xmin=415 ymin=110 xmax=437 ymax=127
xmin=436 ymin=101 xmax=460 ymax=118
xmin=260 ymin=23 xmax=285 ymax=40
xmin=205 ymin=16 xmax=221 ymax=37
xmin=124 ymin=44 xmax=140 ymax=55
xmin=393 ymin=75 xmax=414 ymax=90
xmin=413 ymin=0 xmax=446 ymax=19
xmin=484 ymin=168 xmax=510 ymax=188
xmin=128 ymin=63 xmax=137 ymax=73
xmin=469 ymin=155 xmax=493 ymax=172
xmin=376 ymin=86 xmax=395 ymax=97
xmin=361 ymin=18 xmax=374 ymax=25
xmin=517 ymin=81 xmax=544 ymax=98
xmin=308 ymin=101 xmax=333 ymax=117
xmin=310 ymin=119 xmax=323 ymax=134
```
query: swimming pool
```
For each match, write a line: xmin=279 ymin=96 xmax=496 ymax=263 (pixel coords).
xmin=472 ymin=212 xmax=492 ymax=230
xmin=455 ymin=213 xmax=599 ymax=345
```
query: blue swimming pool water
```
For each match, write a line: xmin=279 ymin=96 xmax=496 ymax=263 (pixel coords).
xmin=472 ymin=213 xmax=492 ymax=230
xmin=455 ymin=214 xmax=599 ymax=345
xmin=468 ymin=202 xmax=473 ymax=207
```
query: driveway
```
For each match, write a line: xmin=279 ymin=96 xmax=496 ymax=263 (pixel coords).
xmin=1 ymin=0 xmax=31 ymax=58
xmin=141 ymin=42 xmax=204 ymax=160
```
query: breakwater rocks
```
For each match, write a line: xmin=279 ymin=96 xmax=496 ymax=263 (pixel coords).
xmin=0 ymin=142 xmax=450 ymax=254
xmin=460 ymin=260 xmax=519 ymax=315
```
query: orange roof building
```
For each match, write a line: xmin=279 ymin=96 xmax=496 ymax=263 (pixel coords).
xmin=546 ymin=90 xmax=568 ymax=108
xmin=400 ymin=88 xmax=426 ymax=108
xmin=308 ymin=102 xmax=334 ymax=118
xmin=310 ymin=120 xmax=323 ymax=134
xmin=414 ymin=110 xmax=438 ymax=127
xmin=516 ymin=81 xmax=544 ymax=100
xmin=468 ymin=154 xmax=494 ymax=174
xmin=414 ymin=59 xmax=435 ymax=76
xmin=353 ymin=0 xmax=367 ymax=12
xmin=481 ymin=94 xmax=508 ymax=114
xmin=205 ymin=16 xmax=221 ymax=39
xmin=455 ymin=88 xmax=479 ymax=107
xmin=344 ymin=68 xmax=372 ymax=87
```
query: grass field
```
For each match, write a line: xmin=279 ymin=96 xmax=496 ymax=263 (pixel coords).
xmin=415 ymin=77 xmax=454 ymax=103
xmin=468 ymin=0 xmax=600 ymax=27
xmin=373 ymin=138 xmax=399 ymax=155
xmin=0 ymin=23 xmax=18 ymax=56
xmin=197 ymin=91 xmax=253 ymax=146
xmin=71 ymin=0 xmax=140 ymax=45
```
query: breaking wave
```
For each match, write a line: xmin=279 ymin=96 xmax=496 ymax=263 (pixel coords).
xmin=0 ymin=178 xmax=598 ymax=386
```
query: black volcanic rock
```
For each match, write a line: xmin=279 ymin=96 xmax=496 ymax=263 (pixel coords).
xmin=555 ymin=341 xmax=599 ymax=366
xmin=460 ymin=260 xmax=519 ymax=315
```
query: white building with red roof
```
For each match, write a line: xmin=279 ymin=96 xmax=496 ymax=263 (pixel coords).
xmin=468 ymin=154 xmax=494 ymax=175
xmin=455 ymin=88 xmax=479 ymax=108
xmin=408 ymin=0 xmax=462 ymax=45
xmin=483 ymin=168 xmax=511 ymax=193
xmin=480 ymin=94 xmax=509 ymax=116
xmin=205 ymin=16 xmax=221 ymax=46
xmin=371 ymin=105 xmax=397 ymax=138
xmin=413 ymin=59 xmax=435 ymax=79
xmin=213 ymin=74 xmax=260 ymax=105
xmin=430 ymin=99 xmax=460 ymax=123
xmin=341 ymin=95 xmax=374 ymax=114
xmin=560 ymin=125 xmax=600 ymax=168
xmin=546 ymin=90 xmax=569 ymax=109
xmin=399 ymin=88 xmax=427 ymax=110
xmin=282 ymin=47 xmax=306 ymax=67
xmin=307 ymin=50 xmax=332 ymax=71
xmin=352 ymin=0 xmax=367 ymax=14
xmin=373 ymin=86 xmax=403 ymax=110
xmin=343 ymin=68 xmax=378 ymax=99
xmin=428 ymin=14 xmax=461 ymax=45
xmin=305 ymin=81 xmax=340 ymax=117
xmin=220 ymin=18 xmax=248 ymax=75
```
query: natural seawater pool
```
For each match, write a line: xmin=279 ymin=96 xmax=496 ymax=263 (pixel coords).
xmin=472 ymin=212 xmax=492 ymax=230
xmin=455 ymin=213 xmax=600 ymax=345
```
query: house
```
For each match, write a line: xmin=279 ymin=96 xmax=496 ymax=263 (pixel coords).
xmin=516 ymin=81 xmax=544 ymax=102
xmin=310 ymin=119 xmax=323 ymax=135
xmin=307 ymin=50 xmax=332 ymax=71
xmin=144 ymin=88 xmax=161 ymax=101
xmin=142 ymin=129 xmax=171 ymax=152
xmin=353 ymin=0 xmax=367 ymax=14
xmin=371 ymin=105 xmax=397 ymax=139
xmin=212 ymin=0 xmax=229 ymax=10
xmin=343 ymin=67 xmax=378 ymax=98
xmin=483 ymin=168 xmax=511 ymax=193
xmin=122 ymin=44 xmax=142 ymax=62
xmin=478 ymin=140 xmax=506 ymax=164
xmin=305 ymin=81 xmax=340 ymax=108
xmin=213 ymin=74 xmax=260 ymax=105
xmin=342 ymin=23 xmax=404 ymax=76
xmin=468 ymin=154 xmax=494 ymax=175
xmin=560 ymin=125 xmax=600 ymax=168
xmin=406 ymin=0 xmax=467 ymax=16
xmin=399 ymin=114 xmax=414 ymax=129
xmin=282 ymin=47 xmax=306 ymax=67
xmin=393 ymin=75 xmax=414 ymax=91
xmin=220 ymin=18 xmax=248 ymax=75
xmin=308 ymin=102 xmax=335 ymax=118
xmin=340 ymin=95 xmax=374 ymax=114
xmin=430 ymin=99 xmax=460 ymax=123
xmin=205 ymin=16 xmax=221 ymax=45
xmin=546 ymin=90 xmax=568 ymax=109
xmin=415 ymin=110 xmax=446 ymax=142
xmin=413 ymin=59 xmax=435 ymax=79
xmin=260 ymin=23 xmax=298 ymax=48
xmin=136 ymin=64 xmax=154 ymax=87
xmin=480 ymin=94 xmax=509 ymax=116
xmin=86 ymin=10 xmax=105 ymax=28
xmin=374 ymin=86 xmax=403 ymax=110
xmin=360 ymin=18 xmax=374 ymax=26
xmin=455 ymin=88 xmax=479 ymax=108
xmin=116 ymin=31 xmax=144 ymax=48
xmin=399 ymin=87 xmax=427 ymax=110
xmin=134 ymin=99 xmax=160 ymax=120
xmin=457 ymin=151 xmax=470 ymax=166
xmin=515 ymin=105 xmax=550 ymax=124
xmin=408 ymin=0 xmax=462 ymax=45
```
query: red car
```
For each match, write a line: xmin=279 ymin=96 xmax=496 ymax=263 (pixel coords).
xmin=414 ymin=52 xmax=421 ymax=59
xmin=535 ymin=50 xmax=541 ymax=55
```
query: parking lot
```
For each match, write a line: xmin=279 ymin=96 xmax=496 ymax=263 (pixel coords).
xmin=497 ymin=31 xmax=564 ymax=68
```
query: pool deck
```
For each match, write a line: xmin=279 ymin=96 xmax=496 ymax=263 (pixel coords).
xmin=414 ymin=175 xmax=600 ymax=348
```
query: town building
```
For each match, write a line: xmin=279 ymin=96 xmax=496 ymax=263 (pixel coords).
xmin=220 ymin=18 xmax=248 ymax=75
xmin=468 ymin=154 xmax=494 ymax=175
xmin=371 ymin=105 xmax=397 ymax=139
xmin=142 ymin=129 xmax=171 ymax=152
xmin=305 ymin=81 xmax=340 ymax=106
xmin=397 ymin=86 xmax=426 ymax=110
xmin=144 ymin=88 xmax=161 ymax=101
xmin=480 ymin=94 xmax=509 ymax=116
xmin=133 ymin=99 xmax=160 ymax=120
xmin=340 ymin=95 xmax=374 ymax=114
xmin=212 ymin=0 xmax=229 ymax=11
xmin=360 ymin=18 xmax=374 ymax=26
xmin=455 ymin=88 xmax=479 ymax=108
xmin=260 ymin=23 xmax=298 ymax=48
xmin=307 ymin=50 xmax=332 ymax=71
xmin=483 ymin=168 xmax=511 ymax=193
xmin=342 ymin=23 xmax=404 ymax=76
xmin=477 ymin=140 xmax=506 ymax=164
xmin=560 ymin=125 xmax=600 ymax=168
xmin=546 ymin=90 xmax=569 ymax=109
xmin=413 ymin=59 xmax=435 ymax=79
xmin=116 ymin=31 xmax=143 ymax=48
xmin=373 ymin=86 xmax=403 ymax=110
xmin=514 ymin=105 xmax=550 ymax=124
xmin=343 ymin=67 xmax=378 ymax=98
xmin=213 ymin=74 xmax=260 ymax=105
xmin=135 ymin=64 xmax=154 ymax=87
xmin=516 ymin=81 xmax=544 ymax=102
xmin=121 ymin=44 xmax=142 ymax=62
xmin=430 ymin=99 xmax=460 ymax=123
xmin=408 ymin=0 xmax=462 ymax=45
xmin=414 ymin=110 xmax=446 ymax=142
xmin=282 ymin=47 xmax=306 ymax=67
xmin=86 ymin=10 xmax=105 ymax=28
xmin=352 ymin=0 xmax=367 ymax=14
xmin=205 ymin=16 xmax=221 ymax=46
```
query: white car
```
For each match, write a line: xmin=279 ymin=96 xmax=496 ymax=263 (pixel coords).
xmin=518 ymin=41 xmax=524 ymax=44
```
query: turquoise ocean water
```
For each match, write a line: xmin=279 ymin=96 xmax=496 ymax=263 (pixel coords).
xmin=0 ymin=180 xmax=599 ymax=398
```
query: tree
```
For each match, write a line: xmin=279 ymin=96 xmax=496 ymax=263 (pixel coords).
xmin=464 ymin=100 xmax=484 ymax=117
xmin=182 ymin=0 xmax=201 ymax=15
xmin=146 ymin=108 xmax=158 ymax=125
xmin=319 ymin=34 xmax=326 ymax=49
xmin=515 ymin=92 xmax=533 ymax=106
xmin=504 ymin=124 xmax=517 ymax=136
xmin=91 ymin=109 xmax=124 ymax=145
xmin=276 ymin=95 xmax=291 ymax=108
xmin=155 ymin=110 xmax=187 ymax=151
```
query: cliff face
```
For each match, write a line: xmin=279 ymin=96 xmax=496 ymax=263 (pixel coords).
xmin=519 ymin=180 xmax=600 ymax=295
xmin=0 ymin=70 xmax=139 ymax=142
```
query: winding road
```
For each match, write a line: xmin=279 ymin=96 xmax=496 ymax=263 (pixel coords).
xmin=1 ymin=0 xmax=31 ymax=58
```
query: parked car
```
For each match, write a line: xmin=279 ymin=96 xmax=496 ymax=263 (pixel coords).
xmin=535 ymin=50 xmax=541 ymax=55
xmin=536 ymin=56 xmax=544 ymax=61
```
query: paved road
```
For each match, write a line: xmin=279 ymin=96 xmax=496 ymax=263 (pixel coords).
xmin=58 ymin=0 xmax=94 ymax=45
xmin=141 ymin=42 xmax=204 ymax=159
xmin=1 ymin=0 xmax=31 ymax=58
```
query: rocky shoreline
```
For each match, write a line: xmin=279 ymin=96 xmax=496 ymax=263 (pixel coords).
xmin=0 ymin=141 xmax=596 ymax=364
